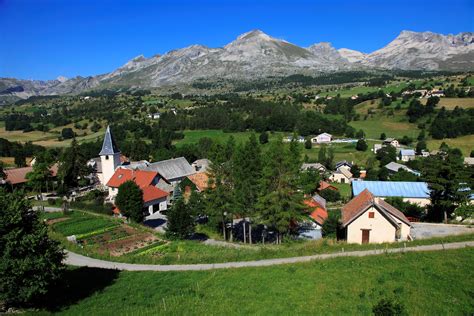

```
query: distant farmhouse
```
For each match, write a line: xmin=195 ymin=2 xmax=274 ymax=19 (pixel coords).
xmin=399 ymin=149 xmax=416 ymax=162
xmin=311 ymin=133 xmax=332 ymax=144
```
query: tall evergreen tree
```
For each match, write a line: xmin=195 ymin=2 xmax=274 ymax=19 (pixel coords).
xmin=57 ymin=139 xmax=90 ymax=192
xmin=256 ymin=139 xmax=305 ymax=244
xmin=165 ymin=197 xmax=195 ymax=239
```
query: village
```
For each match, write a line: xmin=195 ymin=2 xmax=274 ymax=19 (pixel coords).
xmin=2 ymin=126 xmax=473 ymax=247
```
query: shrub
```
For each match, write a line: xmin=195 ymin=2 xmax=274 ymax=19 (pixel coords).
xmin=372 ymin=298 xmax=407 ymax=316
xmin=319 ymin=188 xmax=341 ymax=202
xmin=322 ymin=209 xmax=341 ymax=238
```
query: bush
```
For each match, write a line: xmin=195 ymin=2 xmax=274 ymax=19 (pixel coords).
xmin=356 ymin=139 xmax=368 ymax=151
xmin=115 ymin=181 xmax=144 ymax=223
xmin=319 ymin=188 xmax=341 ymax=202
xmin=322 ymin=209 xmax=341 ymax=238
xmin=372 ymin=298 xmax=407 ymax=316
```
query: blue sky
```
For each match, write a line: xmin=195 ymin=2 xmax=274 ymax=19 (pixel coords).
xmin=1 ymin=0 xmax=473 ymax=80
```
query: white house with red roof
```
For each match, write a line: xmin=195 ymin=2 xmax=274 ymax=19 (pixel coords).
xmin=341 ymin=189 xmax=411 ymax=244
xmin=107 ymin=168 xmax=169 ymax=215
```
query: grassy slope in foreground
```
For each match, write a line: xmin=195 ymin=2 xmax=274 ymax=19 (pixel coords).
xmin=33 ymin=248 xmax=474 ymax=315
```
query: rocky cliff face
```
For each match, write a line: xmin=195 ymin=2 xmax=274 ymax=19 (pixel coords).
xmin=1 ymin=29 xmax=473 ymax=101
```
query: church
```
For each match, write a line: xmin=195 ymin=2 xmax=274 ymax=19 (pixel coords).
xmin=89 ymin=126 xmax=197 ymax=216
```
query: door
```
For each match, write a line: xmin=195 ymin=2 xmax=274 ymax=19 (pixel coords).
xmin=361 ymin=229 xmax=370 ymax=244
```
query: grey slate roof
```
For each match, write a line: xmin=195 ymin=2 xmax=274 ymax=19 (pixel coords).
xmin=99 ymin=126 xmax=120 ymax=156
xmin=145 ymin=157 xmax=195 ymax=180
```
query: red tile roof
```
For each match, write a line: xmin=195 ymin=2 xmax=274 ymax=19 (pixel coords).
xmin=304 ymin=198 xmax=328 ymax=226
xmin=318 ymin=181 xmax=338 ymax=191
xmin=341 ymin=189 xmax=410 ymax=227
xmin=3 ymin=164 xmax=58 ymax=185
xmin=107 ymin=168 xmax=168 ymax=204
xmin=107 ymin=168 xmax=157 ymax=188
xmin=142 ymin=185 xmax=168 ymax=202
xmin=187 ymin=172 xmax=210 ymax=192
xmin=341 ymin=189 xmax=374 ymax=226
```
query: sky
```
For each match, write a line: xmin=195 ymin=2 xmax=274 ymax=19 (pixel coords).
xmin=1 ymin=0 xmax=473 ymax=80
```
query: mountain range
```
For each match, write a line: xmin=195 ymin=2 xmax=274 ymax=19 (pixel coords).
xmin=1 ymin=29 xmax=473 ymax=101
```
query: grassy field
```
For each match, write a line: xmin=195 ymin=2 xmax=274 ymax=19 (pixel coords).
xmin=421 ymin=97 xmax=474 ymax=110
xmin=31 ymin=248 xmax=474 ymax=315
xmin=304 ymin=142 xmax=375 ymax=167
xmin=349 ymin=114 xmax=419 ymax=139
xmin=427 ymin=134 xmax=474 ymax=156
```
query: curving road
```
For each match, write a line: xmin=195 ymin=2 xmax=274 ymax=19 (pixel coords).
xmin=65 ymin=241 xmax=474 ymax=271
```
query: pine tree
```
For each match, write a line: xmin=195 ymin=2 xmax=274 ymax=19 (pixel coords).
xmin=57 ymin=139 xmax=90 ymax=192
xmin=256 ymin=139 xmax=305 ymax=244
xmin=166 ymin=197 xmax=195 ymax=239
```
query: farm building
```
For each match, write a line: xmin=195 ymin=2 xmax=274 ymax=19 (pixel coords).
xmin=311 ymin=133 xmax=332 ymax=144
xmin=329 ymin=168 xmax=352 ymax=184
xmin=384 ymin=162 xmax=420 ymax=176
xmin=318 ymin=180 xmax=338 ymax=192
xmin=301 ymin=163 xmax=326 ymax=173
xmin=383 ymin=138 xmax=399 ymax=148
xmin=143 ymin=157 xmax=196 ymax=193
xmin=304 ymin=193 xmax=328 ymax=228
xmin=341 ymin=189 xmax=411 ymax=244
xmin=352 ymin=180 xmax=430 ymax=206
xmin=1 ymin=164 xmax=58 ymax=188
xmin=399 ymin=149 xmax=416 ymax=162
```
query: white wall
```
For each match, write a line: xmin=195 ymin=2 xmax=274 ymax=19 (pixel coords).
xmin=101 ymin=153 xmax=121 ymax=185
xmin=346 ymin=206 xmax=397 ymax=244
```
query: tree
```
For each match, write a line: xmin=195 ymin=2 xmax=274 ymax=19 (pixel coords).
xmin=372 ymin=298 xmax=407 ymax=316
xmin=470 ymin=150 xmax=474 ymax=158
xmin=256 ymin=140 xmax=305 ymax=244
xmin=319 ymin=189 xmax=341 ymax=202
xmin=259 ymin=131 xmax=269 ymax=144
xmin=0 ymin=189 xmax=64 ymax=307
xmin=380 ymin=132 xmax=386 ymax=140
xmin=115 ymin=181 xmax=144 ymax=223
xmin=318 ymin=145 xmax=327 ymax=165
xmin=355 ymin=129 xmax=365 ymax=139
xmin=322 ymin=209 xmax=341 ymax=238
xmin=356 ymin=139 xmax=368 ymax=151
xmin=304 ymin=138 xmax=312 ymax=149
xmin=165 ymin=198 xmax=195 ymax=239
xmin=299 ymin=168 xmax=320 ymax=195
xmin=61 ymin=127 xmax=74 ymax=139
xmin=350 ymin=164 xmax=361 ymax=178
xmin=26 ymin=161 xmax=53 ymax=193
xmin=14 ymin=150 xmax=26 ymax=167
xmin=232 ymin=134 xmax=262 ymax=243
xmin=415 ymin=141 xmax=427 ymax=155
xmin=0 ymin=161 xmax=6 ymax=180
xmin=57 ymin=139 xmax=90 ymax=192
xmin=376 ymin=145 xmax=397 ymax=166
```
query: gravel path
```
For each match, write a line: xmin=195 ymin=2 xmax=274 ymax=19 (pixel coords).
xmin=65 ymin=241 xmax=474 ymax=271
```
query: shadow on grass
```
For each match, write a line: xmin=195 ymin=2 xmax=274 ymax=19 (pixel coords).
xmin=39 ymin=267 xmax=120 ymax=312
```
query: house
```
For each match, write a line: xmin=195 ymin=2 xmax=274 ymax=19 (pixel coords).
xmin=311 ymin=133 xmax=332 ymax=144
xmin=106 ymin=168 xmax=168 ymax=215
xmin=97 ymin=126 xmax=123 ymax=186
xmin=464 ymin=157 xmax=474 ymax=166
xmin=420 ymin=150 xmax=430 ymax=158
xmin=341 ymin=189 xmax=411 ymax=244
xmin=335 ymin=160 xmax=353 ymax=172
xmin=192 ymin=159 xmax=211 ymax=173
xmin=304 ymin=193 xmax=328 ymax=229
xmin=318 ymin=180 xmax=338 ymax=192
xmin=399 ymin=149 xmax=416 ymax=162
xmin=1 ymin=164 xmax=58 ymax=187
xmin=373 ymin=144 xmax=383 ymax=153
xmin=144 ymin=157 xmax=195 ymax=193
xmin=384 ymin=162 xmax=420 ymax=176
xmin=329 ymin=168 xmax=353 ymax=184
xmin=284 ymin=135 xmax=305 ymax=143
xmin=428 ymin=90 xmax=445 ymax=97
xmin=383 ymin=138 xmax=399 ymax=148
xmin=147 ymin=113 xmax=161 ymax=119
xmin=352 ymin=180 xmax=430 ymax=206
xmin=301 ymin=163 xmax=326 ymax=173
xmin=87 ymin=154 xmax=129 ymax=186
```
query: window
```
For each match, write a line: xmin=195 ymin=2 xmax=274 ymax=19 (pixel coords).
xmin=368 ymin=212 xmax=375 ymax=218
xmin=105 ymin=155 xmax=109 ymax=160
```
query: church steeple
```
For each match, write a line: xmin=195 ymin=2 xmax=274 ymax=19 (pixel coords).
xmin=99 ymin=126 xmax=121 ymax=186
xmin=99 ymin=126 xmax=120 ymax=156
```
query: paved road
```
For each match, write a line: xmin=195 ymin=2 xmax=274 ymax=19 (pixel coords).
xmin=65 ymin=241 xmax=474 ymax=271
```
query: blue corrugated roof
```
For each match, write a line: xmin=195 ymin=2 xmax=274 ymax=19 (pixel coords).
xmin=352 ymin=181 xmax=429 ymax=198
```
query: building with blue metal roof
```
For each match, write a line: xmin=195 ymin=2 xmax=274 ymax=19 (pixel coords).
xmin=352 ymin=180 xmax=431 ymax=206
